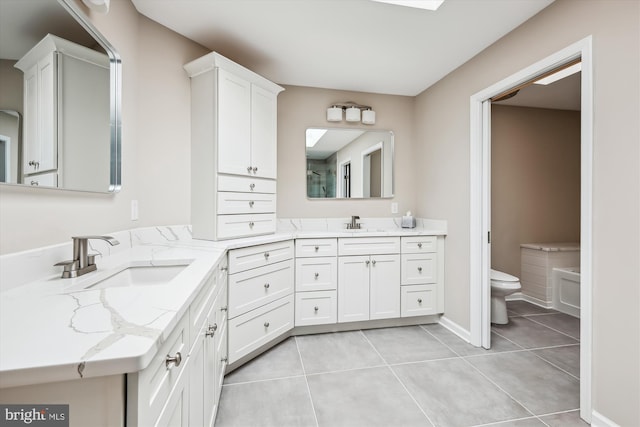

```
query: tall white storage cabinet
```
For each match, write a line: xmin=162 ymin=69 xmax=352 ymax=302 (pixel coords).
xmin=184 ymin=52 xmax=284 ymax=241
xmin=15 ymin=34 xmax=110 ymax=189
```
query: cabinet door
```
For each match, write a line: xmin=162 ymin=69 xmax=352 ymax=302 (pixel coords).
xmin=188 ymin=326 xmax=207 ymax=427
xmin=250 ymin=85 xmax=277 ymax=179
xmin=217 ymin=68 xmax=251 ymax=176
xmin=155 ymin=366 xmax=189 ymax=427
xmin=369 ymin=254 xmax=400 ymax=320
xmin=338 ymin=256 xmax=370 ymax=323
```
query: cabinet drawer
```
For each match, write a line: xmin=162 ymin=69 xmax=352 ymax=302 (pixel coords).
xmin=26 ymin=171 xmax=57 ymax=187
xmin=295 ymin=257 xmax=337 ymax=292
xmin=188 ymin=273 xmax=218 ymax=349
xmin=295 ymin=238 xmax=338 ymax=257
xmin=228 ymin=240 xmax=294 ymax=273
xmin=401 ymin=253 xmax=437 ymax=285
xmin=338 ymin=237 xmax=400 ymax=256
xmin=131 ymin=313 xmax=189 ymax=426
xmin=217 ymin=192 xmax=275 ymax=214
xmin=295 ymin=290 xmax=337 ymax=326
xmin=401 ymin=236 xmax=437 ymax=253
xmin=228 ymin=259 xmax=294 ymax=318
xmin=218 ymin=174 xmax=276 ymax=194
xmin=216 ymin=213 xmax=276 ymax=240
xmin=228 ymin=294 xmax=294 ymax=364
xmin=401 ymin=284 xmax=438 ymax=317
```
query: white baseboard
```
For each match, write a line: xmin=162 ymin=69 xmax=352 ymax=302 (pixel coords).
xmin=506 ymin=293 xmax=553 ymax=309
xmin=438 ymin=316 xmax=471 ymax=343
xmin=591 ymin=410 xmax=620 ymax=427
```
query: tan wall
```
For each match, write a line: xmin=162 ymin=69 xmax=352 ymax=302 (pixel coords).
xmin=277 ymin=85 xmax=416 ymax=218
xmin=491 ymin=105 xmax=581 ymax=278
xmin=413 ymin=0 xmax=639 ymax=424
xmin=0 ymin=0 xmax=207 ymax=254
xmin=0 ymin=60 xmax=23 ymax=113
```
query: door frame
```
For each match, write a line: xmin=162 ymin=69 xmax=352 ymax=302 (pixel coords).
xmin=469 ymin=36 xmax=593 ymax=422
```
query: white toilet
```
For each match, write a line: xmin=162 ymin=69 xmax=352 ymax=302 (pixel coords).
xmin=491 ymin=269 xmax=521 ymax=324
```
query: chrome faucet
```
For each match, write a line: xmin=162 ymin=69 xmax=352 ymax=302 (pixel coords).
xmin=55 ymin=236 xmax=120 ymax=278
xmin=346 ymin=215 xmax=361 ymax=230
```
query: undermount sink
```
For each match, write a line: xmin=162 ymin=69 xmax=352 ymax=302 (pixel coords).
xmin=85 ymin=261 xmax=192 ymax=290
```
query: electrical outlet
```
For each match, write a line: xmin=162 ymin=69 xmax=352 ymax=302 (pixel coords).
xmin=391 ymin=202 xmax=398 ymax=214
xmin=131 ymin=200 xmax=139 ymax=221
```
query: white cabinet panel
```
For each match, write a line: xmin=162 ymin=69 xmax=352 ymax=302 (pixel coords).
xmin=338 ymin=237 xmax=400 ymax=256
xmin=228 ymin=294 xmax=294 ymax=363
xmin=369 ymin=254 xmax=400 ymax=320
xmin=216 ymin=213 xmax=276 ymax=240
xmin=228 ymin=240 xmax=294 ymax=274
xmin=295 ymin=257 xmax=337 ymax=292
xmin=26 ymin=171 xmax=57 ymax=187
xmin=217 ymin=192 xmax=275 ymax=214
xmin=338 ymin=256 xmax=370 ymax=323
xmin=250 ymin=84 xmax=277 ymax=179
xmin=401 ymin=253 xmax=437 ymax=285
xmin=217 ymin=174 xmax=276 ymax=194
xmin=295 ymin=238 xmax=338 ymax=258
xmin=217 ymin=68 xmax=251 ymax=177
xmin=401 ymin=284 xmax=438 ymax=317
xmin=400 ymin=236 xmax=437 ymax=254
xmin=295 ymin=290 xmax=337 ymax=326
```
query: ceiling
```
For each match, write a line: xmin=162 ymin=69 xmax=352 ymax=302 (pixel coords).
xmin=496 ymin=71 xmax=581 ymax=111
xmin=131 ymin=0 xmax=555 ymax=97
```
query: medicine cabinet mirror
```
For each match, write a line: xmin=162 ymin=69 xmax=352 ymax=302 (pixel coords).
xmin=0 ymin=0 xmax=121 ymax=192
xmin=306 ymin=128 xmax=394 ymax=199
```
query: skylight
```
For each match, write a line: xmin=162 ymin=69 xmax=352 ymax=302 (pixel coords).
xmin=306 ymin=128 xmax=327 ymax=148
xmin=534 ymin=62 xmax=582 ymax=85
xmin=370 ymin=0 xmax=445 ymax=11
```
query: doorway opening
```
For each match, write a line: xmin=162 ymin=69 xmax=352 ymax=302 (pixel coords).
xmin=469 ymin=37 xmax=593 ymax=423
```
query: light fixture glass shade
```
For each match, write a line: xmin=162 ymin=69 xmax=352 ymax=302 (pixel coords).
xmin=327 ymin=106 xmax=343 ymax=122
xmin=345 ymin=106 xmax=361 ymax=122
xmin=362 ymin=109 xmax=376 ymax=125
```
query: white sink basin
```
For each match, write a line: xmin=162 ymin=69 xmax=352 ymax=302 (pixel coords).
xmin=85 ymin=261 xmax=191 ymax=290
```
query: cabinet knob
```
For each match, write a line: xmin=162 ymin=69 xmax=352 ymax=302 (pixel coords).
xmin=165 ymin=351 xmax=182 ymax=368
xmin=365 ymin=260 xmax=370 ymax=266
xmin=28 ymin=160 xmax=40 ymax=170
xmin=314 ymin=246 xmax=319 ymax=251
xmin=221 ymin=266 xmax=228 ymax=272
xmin=264 ymin=252 xmax=270 ymax=259
xmin=247 ymin=166 xmax=252 ymax=173
xmin=221 ymin=357 xmax=228 ymax=363
xmin=250 ymin=183 xmax=256 ymax=191
xmin=418 ymin=267 xmax=422 ymax=272
xmin=206 ymin=323 xmax=218 ymax=337
xmin=418 ymin=243 xmax=423 ymax=248
xmin=249 ymin=222 xmax=255 ymax=228
xmin=252 ymin=167 xmax=258 ymax=173
xmin=264 ymin=321 xmax=270 ymax=328
xmin=30 ymin=181 xmax=39 ymax=186
xmin=221 ymin=306 xmax=228 ymax=312
xmin=314 ymin=306 xmax=319 ymax=312
xmin=417 ymin=298 xmax=423 ymax=304
xmin=372 ymin=260 xmax=376 ymax=266
xmin=314 ymin=272 xmax=319 ymax=279
xmin=264 ymin=283 xmax=270 ymax=289
xmin=249 ymin=201 xmax=255 ymax=207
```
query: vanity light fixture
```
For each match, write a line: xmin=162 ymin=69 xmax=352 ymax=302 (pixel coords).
xmin=326 ymin=102 xmax=376 ymax=125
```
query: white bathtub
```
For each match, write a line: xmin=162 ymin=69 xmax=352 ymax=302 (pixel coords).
xmin=552 ymin=266 xmax=580 ymax=318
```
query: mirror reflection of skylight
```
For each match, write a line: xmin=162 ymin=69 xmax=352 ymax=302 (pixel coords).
xmin=370 ymin=0 xmax=445 ymax=11
xmin=534 ymin=62 xmax=582 ymax=85
xmin=306 ymin=128 xmax=327 ymax=147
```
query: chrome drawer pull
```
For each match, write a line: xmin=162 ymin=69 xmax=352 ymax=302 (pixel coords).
xmin=247 ymin=166 xmax=252 ymax=173
xmin=221 ymin=357 xmax=228 ymax=363
xmin=418 ymin=243 xmax=423 ymax=248
xmin=206 ymin=323 xmax=218 ymax=338
xmin=249 ymin=201 xmax=255 ymax=207
xmin=264 ymin=252 xmax=270 ymax=259
xmin=166 ymin=351 xmax=182 ymax=368
xmin=314 ymin=246 xmax=319 ymax=251
xmin=372 ymin=260 xmax=376 ymax=266
xmin=249 ymin=222 xmax=255 ymax=228
xmin=314 ymin=306 xmax=319 ymax=312
xmin=250 ymin=183 xmax=255 ymax=190
xmin=264 ymin=321 xmax=270 ymax=328
xmin=314 ymin=272 xmax=319 ymax=279
xmin=417 ymin=298 xmax=423 ymax=304
xmin=264 ymin=283 xmax=270 ymax=289
xmin=365 ymin=260 xmax=370 ymax=266
xmin=252 ymin=166 xmax=258 ymax=173
xmin=418 ymin=267 xmax=423 ymax=272
xmin=221 ymin=306 xmax=228 ymax=312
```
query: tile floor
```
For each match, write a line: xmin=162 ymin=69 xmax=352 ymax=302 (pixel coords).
xmin=215 ymin=301 xmax=586 ymax=427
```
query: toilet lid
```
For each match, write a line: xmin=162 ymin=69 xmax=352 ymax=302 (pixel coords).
xmin=490 ymin=269 xmax=519 ymax=282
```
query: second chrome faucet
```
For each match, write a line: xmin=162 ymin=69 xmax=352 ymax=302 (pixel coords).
xmin=55 ymin=235 xmax=120 ymax=278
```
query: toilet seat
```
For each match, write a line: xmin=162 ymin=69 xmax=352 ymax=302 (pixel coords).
xmin=490 ymin=269 xmax=521 ymax=290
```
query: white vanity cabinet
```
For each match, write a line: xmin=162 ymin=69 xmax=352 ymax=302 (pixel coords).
xmin=295 ymin=238 xmax=338 ymax=326
xmin=15 ymin=34 xmax=109 ymax=187
xmin=128 ymin=259 xmax=228 ymax=427
xmin=227 ymin=240 xmax=295 ymax=364
xmin=185 ymin=52 xmax=284 ymax=241
xmin=337 ymin=237 xmax=401 ymax=323
xmin=400 ymin=236 xmax=445 ymax=317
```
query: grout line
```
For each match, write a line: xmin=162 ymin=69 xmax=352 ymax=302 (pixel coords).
xmin=485 ymin=329 xmax=527 ymax=350
xmin=294 ymin=336 xmax=320 ymax=427
xmin=469 ymin=415 xmax=543 ymax=427
xmin=523 ymin=315 xmax=581 ymax=341
xmin=304 ymin=363 xmax=390 ymax=378
xmin=359 ymin=330 xmax=436 ymax=427
xmin=222 ymin=373 xmax=306 ymax=387
xmin=528 ymin=349 xmax=581 ymax=381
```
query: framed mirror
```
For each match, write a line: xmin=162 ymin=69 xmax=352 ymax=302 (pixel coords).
xmin=0 ymin=0 xmax=121 ymax=192
xmin=306 ymin=128 xmax=394 ymax=199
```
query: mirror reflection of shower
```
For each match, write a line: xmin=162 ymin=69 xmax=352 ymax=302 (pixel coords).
xmin=307 ymin=161 xmax=336 ymax=198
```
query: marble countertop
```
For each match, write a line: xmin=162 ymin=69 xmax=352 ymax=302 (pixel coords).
xmin=0 ymin=218 xmax=446 ymax=388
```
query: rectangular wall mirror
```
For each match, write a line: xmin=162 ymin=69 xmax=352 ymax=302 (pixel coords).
xmin=306 ymin=128 xmax=394 ymax=199
xmin=0 ymin=0 xmax=121 ymax=192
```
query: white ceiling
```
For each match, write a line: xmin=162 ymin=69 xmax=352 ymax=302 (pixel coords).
xmin=495 ymin=72 xmax=581 ymax=111
xmin=131 ymin=0 xmax=555 ymax=97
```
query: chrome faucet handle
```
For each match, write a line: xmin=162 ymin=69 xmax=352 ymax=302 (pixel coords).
xmin=54 ymin=260 xmax=80 ymax=278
